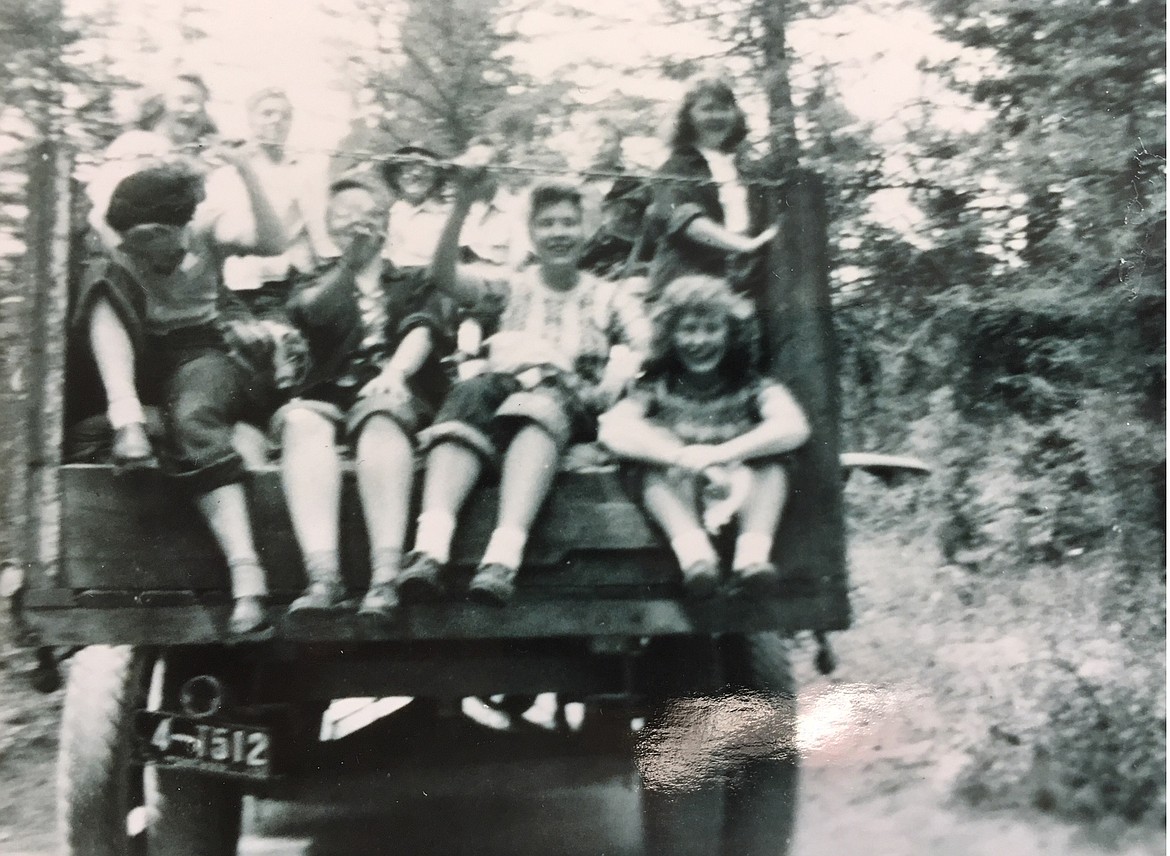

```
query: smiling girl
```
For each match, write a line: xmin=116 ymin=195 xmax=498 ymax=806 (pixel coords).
xmin=637 ymin=76 xmax=779 ymax=304
xmin=598 ymin=275 xmax=810 ymax=598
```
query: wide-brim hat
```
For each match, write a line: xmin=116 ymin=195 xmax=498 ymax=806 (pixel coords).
xmin=379 ymin=141 xmax=449 ymax=186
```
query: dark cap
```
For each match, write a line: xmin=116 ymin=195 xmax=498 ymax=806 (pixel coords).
xmin=105 ymin=166 xmax=205 ymax=232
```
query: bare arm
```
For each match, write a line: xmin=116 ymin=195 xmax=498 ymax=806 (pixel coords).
xmin=710 ymin=385 xmax=810 ymax=465
xmin=383 ymin=326 xmax=433 ymax=379
xmin=231 ymin=156 xmax=287 ymax=255
xmin=598 ymin=398 xmax=688 ymax=467
xmin=683 ymin=218 xmax=777 ymax=255
xmin=429 ymin=155 xmax=497 ymax=306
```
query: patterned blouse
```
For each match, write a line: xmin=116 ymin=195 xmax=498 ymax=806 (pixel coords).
xmin=627 ymin=372 xmax=792 ymax=445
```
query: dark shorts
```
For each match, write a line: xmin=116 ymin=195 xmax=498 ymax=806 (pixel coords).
xmin=416 ymin=371 xmax=594 ymax=468
xmin=145 ymin=326 xmax=275 ymax=494
xmin=271 ymin=378 xmax=434 ymax=447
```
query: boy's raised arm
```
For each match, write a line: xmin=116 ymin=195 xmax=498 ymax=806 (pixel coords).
xmin=429 ymin=150 xmax=498 ymax=307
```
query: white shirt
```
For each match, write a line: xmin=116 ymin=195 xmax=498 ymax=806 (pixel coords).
xmin=698 ymin=147 xmax=750 ymax=235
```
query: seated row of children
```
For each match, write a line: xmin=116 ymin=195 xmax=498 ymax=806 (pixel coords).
xmin=74 ymin=76 xmax=810 ymax=637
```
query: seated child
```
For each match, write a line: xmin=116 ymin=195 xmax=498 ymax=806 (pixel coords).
xmin=597 ymin=275 xmax=811 ymax=598
xmin=397 ymin=162 xmax=647 ymax=607
xmin=275 ymin=177 xmax=453 ymax=625
xmin=74 ymin=155 xmax=289 ymax=636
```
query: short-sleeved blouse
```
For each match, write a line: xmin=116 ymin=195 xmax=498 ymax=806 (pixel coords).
xmin=627 ymin=372 xmax=791 ymax=446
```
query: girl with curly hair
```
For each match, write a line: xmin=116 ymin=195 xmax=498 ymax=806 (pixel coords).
xmin=598 ymin=275 xmax=810 ymax=597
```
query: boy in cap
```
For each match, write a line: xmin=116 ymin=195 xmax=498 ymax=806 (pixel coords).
xmin=75 ymin=150 xmax=288 ymax=636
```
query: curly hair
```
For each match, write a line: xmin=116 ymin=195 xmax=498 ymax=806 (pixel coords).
xmin=644 ymin=275 xmax=761 ymax=379
xmin=668 ymin=76 xmax=749 ymax=154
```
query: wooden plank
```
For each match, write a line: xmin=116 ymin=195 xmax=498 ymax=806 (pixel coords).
xmin=59 ymin=464 xmax=670 ymax=591
xmin=22 ymin=594 xmax=849 ymax=646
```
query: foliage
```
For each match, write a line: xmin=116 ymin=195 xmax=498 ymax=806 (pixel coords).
xmin=955 ymin=633 xmax=1166 ymax=828
xmin=326 ymin=0 xmax=567 ymax=154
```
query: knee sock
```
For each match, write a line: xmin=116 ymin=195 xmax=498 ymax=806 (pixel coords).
xmin=413 ymin=510 xmax=456 ymax=564
xmin=369 ymin=547 xmax=403 ymax=586
xmin=107 ymin=395 xmax=146 ymax=430
xmin=670 ymin=530 xmax=718 ymax=570
xmin=480 ymin=526 xmax=528 ymax=570
xmin=733 ymin=532 xmax=773 ymax=569
xmin=228 ymin=556 xmax=268 ymax=599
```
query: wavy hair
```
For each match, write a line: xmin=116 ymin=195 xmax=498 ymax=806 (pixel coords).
xmin=644 ymin=275 xmax=761 ymax=379
xmin=668 ymin=76 xmax=749 ymax=154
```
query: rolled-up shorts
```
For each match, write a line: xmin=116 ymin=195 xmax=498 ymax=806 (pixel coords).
xmin=271 ymin=378 xmax=434 ymax=448
xmin=146 ymin=327 xmax=276 ymax=494
xmin=416 ymin=371 xmax=593 ymax=469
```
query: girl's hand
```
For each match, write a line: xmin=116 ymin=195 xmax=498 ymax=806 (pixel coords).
xmin=742 ymin=224 xmax=779 ymax=254
xmin=673 ymin=444 xmax=725 ymax=473
xmin=360 ymin=366 xmax=412 ymax=409
xmin=452 ymin=143 xmax=497 ymax=200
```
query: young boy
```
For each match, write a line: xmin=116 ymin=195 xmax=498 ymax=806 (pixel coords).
xmin=396 ymin=162 xmax=648 ymax=606
xmin=75 ymin=153 xmax=288 ymax=636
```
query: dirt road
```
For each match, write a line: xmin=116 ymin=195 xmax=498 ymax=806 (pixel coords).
xmin=1 ymin=536 xmax=1164 ymax=855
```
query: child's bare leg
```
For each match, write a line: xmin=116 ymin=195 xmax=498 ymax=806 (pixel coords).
xmin=280 ymin=408 xmax=346 ymax=612
xmin=399 ymin=440 xmax=483 ymax=601
xmin=411 ymin=442 xmax=483 ymax=562
xmin=731 ymin=462 xmax=789 ymax=592
xmin=195 ymin=482 xmax=269 ymax=632
xmin=88 ymin=298 xmax=151 ymax=463
xmin=481 ymin=424 xmax=559 ymax=569
xmin=468 ymin=424 xmax=560 ymax=605
xmin=643 ymin=469 xmax=720 ymax=597
xmin=353 ymin=415 xmax=414 ymax=609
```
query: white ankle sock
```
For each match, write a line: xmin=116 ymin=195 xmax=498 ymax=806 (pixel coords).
xmin=733 ymin=532 xmax=773 ymax=569
xmin=228 ymin=557 xmax=268 ymax=598
xmin=107 ymin=396 xmax=146 ymax=430
xmin=413 ymin=511 xmax=456 ymax=564
xmin=480 ymin=526 xmax=527 ymax=570
xmin=670 ymin=530 xmax=717 ymax=569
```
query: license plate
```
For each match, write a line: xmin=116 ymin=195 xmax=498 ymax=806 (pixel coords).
xmin=135 ymin=710 xmax=275 ymax=780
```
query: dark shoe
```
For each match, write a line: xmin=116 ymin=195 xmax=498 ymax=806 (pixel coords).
xmin=288 ymin=579 xmax=348 ymax=615
xmin=467 ymin=563 xmax=518 ymax=607
xmin=112 ymin=422 xmax=156 ymax=472
xmin=227 ymin=596 xmax=273 ymax=638
xmin=729 ymin=562 xmax=783 ymax=597
xmin=357 ymin=581 xmax=401 ymax=630
xmin=680 ymin=559 xmax=720 ymax=599
xmin=396 ymin=553 xmax=445 ymax=603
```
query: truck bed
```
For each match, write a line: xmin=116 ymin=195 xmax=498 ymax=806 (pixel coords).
xmin=22 ymin=460 xmax=849 ymax=645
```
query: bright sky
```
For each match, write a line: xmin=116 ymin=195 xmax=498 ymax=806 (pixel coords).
xmin=81 ymin=0 xmax=987 ymax=158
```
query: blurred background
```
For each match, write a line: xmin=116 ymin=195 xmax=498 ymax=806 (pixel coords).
xmin=0 ymin=0 xmax=1164 ymax=853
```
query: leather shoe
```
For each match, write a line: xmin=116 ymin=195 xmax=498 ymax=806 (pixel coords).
xmin=288 ymin=580 xmax=348 ymax=615
xmin=680 ymin=559 xmax=720 ymax=599
xmin=227 ymin=596 xmax=272 ymax=638
xmin=467 ymin=563 xmax=518 ymax=607
xmin=396 ymin=553 xmax=445 ymax=603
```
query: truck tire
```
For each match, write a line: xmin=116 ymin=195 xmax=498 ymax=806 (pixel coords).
xmin=638 ymin=633 xmax=799 ymax=856
xmin=57 ymin=645 xmax=242 ymax=856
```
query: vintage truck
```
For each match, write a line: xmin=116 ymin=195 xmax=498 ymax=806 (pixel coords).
xmin=10 ymin=145 xmax=854 ymax=855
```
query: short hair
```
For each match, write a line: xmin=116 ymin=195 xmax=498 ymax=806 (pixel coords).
xmin=328 ymin=174 xmax=391 ymax=212
xmin=668 ymin=76 xmax=749 ymax=153
xmin=528 ymin=181 xmax=583 ymax=222
xmin=644 ymin=275 xmax=760 ymax=377
xmin=105 ymin=165 xmax=205 ymax=232
xmin=246 ymin=86 xmax=291 ymax=114
xmin=174 ymin=72 xmax=211 ymax=100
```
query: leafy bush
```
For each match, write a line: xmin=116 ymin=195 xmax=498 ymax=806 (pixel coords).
xmin=955 ymin=649 xmax=1167 ymax=827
